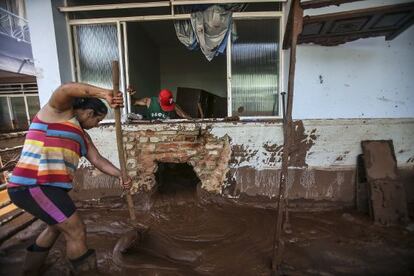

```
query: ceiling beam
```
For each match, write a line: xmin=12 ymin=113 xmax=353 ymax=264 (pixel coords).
xmin=59 ymin=0 xmax=286 ymax=13
xmin=300 ymin=0 xmax=364 ymax=10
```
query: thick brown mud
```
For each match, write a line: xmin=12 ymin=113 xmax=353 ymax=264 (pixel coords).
xmin=1 ymin=164 xmax=414 ymax=275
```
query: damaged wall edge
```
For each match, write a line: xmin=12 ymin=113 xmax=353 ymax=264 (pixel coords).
xmin=71 ymin=118 xmax=414 ymax=208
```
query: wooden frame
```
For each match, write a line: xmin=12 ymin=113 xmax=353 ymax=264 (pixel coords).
xmin=59 ymin=0 xmax=286 ymax=13
xmin=299 ymin=2 xmax=414 ymax=46
xmin=300 ymin=0 xmax=364 ymax=10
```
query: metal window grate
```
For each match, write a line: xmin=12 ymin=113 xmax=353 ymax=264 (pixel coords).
xmin=0 ymin=83 xmax=37 ymax=94
xmin=74 ymin=24 xmax=119 ymax=119
xmin=231 ymin=19 xmax=280 ymax=117
xmin=0 ymin=7 xmax=30 ymax=43
xmin=0 ymin=83 xmax=39 ymax=131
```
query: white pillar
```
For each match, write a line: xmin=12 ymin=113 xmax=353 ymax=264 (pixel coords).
xmin=25 ymin=0 xmax=72 ymax=107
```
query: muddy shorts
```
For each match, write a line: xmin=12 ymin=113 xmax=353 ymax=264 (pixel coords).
xmin=8 ymin=185 xmax=76 ymax=225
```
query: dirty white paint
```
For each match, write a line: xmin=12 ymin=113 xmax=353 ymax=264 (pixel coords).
xmin=292 ymin=0 xmax=414 ymax=119
xmin=83 ymin=119 xmax=413 ymax=201
xmin=81 ymin=127 xmax=120 ymax=168
xmin=211 ymin=123 xmax=284 ymax=169
xmin=303 ymin=119 xmax=414 ymax=168
xmin=88 ymin=119 xmax=414 ymax=171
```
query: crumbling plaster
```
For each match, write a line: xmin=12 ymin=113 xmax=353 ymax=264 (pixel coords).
xmin=78 ymin=118 xmax=414 ymax=203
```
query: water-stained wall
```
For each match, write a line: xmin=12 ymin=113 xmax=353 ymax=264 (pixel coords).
xmin=74 ymin=119 xmax=414 ymax=207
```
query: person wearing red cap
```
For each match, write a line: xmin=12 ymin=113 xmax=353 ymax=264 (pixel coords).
xmin=128 ymin=87 xmax=191 ymax=120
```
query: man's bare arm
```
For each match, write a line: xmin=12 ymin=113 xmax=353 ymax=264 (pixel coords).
xmin=85 ymin=132 xmax=121 ymax=177
xmin=84 ymin=133 xmax=132 ymax=188
xmin=133 ymin=97 xmax=151 ymax=108
xmin=48 ymin=83 xmax=113 ymax=112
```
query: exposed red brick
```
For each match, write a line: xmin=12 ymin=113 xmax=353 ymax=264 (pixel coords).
xmin=125 ymin=130 xmax=231 ymax=194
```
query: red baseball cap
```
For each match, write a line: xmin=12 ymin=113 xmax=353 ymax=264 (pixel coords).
xmin=158 ymin=89 xmax=175 ymax=112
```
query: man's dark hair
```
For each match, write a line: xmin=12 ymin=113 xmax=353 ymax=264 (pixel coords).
xmin=73 ymin=98 xmax=108 ymax=116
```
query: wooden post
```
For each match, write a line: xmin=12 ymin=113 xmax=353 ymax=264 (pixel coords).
xmin=0 ymin=156 xmax=5 ymax=185
xmin=112 ymin=60 xmax=137 ymax=223
xmin=271 ymin=0 xmax=303 ymax=274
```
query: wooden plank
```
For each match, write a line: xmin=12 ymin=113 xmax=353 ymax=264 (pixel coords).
xmin=299 ymin=2 xmax=414 ymax=46
xmin=0 ymin=156 xmax=5 ymax=185
xmin=59 ymin=1 xmax=171 ymax=12
xmin=301 ymin=0 xmax=363 ymax=10
xmin=302 ymin=3 xmax=414 ymax=25
xmin=361 ymin=140 xmax=408 ymax=225
xmin=368 ymin=179 xmax=408 ymax=225
xmin=361 ymin=140 xmax=398 ymax=182
xmin=60 ymin=0 xmax=286 ymax=12
xmin=386 ymin=14 xmax=414 ymax=40
xmin=0 ymin=208 xmax=24 ymax=226
xmin=68 ymin=11 xmax=283 ymax=25
xmin=0 ymin=203 xmax=17 ymax=217
xmin=0 ymin=212 xmax=36 ymax=244
xmin=0 ymin=190 xmax=9 ymax=204
xmin=355 ymin=154 xmax=370 ymax=215
xmin=172 ymin=0 xmax=286 ymax=5
xmin=272 ymin=0 xmax=303 ymax=274
xmin=282 ymin=0 xmax=294 ymax=49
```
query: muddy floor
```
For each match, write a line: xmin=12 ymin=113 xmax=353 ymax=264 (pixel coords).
xmin=1 ymin=164 xmax=414 ymax=275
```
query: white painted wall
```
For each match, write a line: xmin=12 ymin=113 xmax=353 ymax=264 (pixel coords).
xmin=292 ymin=0 xmax=414 ymax=119
xmin=25 ymin=0 xmax=71 ymax=107
xmin=28 ymin=0 xmax=413 ymax=119
xmin=25 ymin=0 xmax=60 ymax=106
xmin=87 ymin=119 xmax=414 ymax=200
xmin=160 ymin=46 xmax=227 ymax=98
xmin=89 ymin=119 xmax=414 ymax=171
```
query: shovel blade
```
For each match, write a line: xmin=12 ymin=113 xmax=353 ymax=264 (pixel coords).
xmin=114 ymin=230 xmax=140 ymax=254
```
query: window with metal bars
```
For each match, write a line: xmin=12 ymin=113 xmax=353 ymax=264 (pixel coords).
xmin=0 ymin=83 xmax=40 ymax=132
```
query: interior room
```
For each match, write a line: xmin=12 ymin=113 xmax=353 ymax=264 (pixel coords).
xmin=126 ymin=18 xmax=280 ymax=118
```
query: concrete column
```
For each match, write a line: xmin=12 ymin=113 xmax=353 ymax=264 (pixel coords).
xmin=25 ymin=0 xmax=72 ymax=107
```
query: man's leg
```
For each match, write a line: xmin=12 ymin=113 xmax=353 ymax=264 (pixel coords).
xmin=56 ymin=211 xmax=97 ymax=274
xmin=22 ymin=226 xmax=60 ymax=276
xmin=36 ymin=225 xmax=61 ymax=248
xmin=56 ymin=212 xmax=87 ymax=259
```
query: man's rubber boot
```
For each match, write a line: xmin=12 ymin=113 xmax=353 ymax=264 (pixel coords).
xmin=22 ymin=244 xmax=50 ymax=276
xmin=69 ymin=249 xmax=98 ymax=275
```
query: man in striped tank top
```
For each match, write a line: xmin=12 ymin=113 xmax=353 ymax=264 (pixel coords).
xmin=7 ymin=83 xmax=132 ymax=275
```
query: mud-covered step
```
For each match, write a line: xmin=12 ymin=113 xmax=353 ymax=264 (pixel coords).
xmin=0 ymin=208 xmax=24 ymax=226
xmin=0 ymin=209 xmax=36 ymax=244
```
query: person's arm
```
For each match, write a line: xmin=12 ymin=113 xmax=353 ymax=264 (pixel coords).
xmin=84 ymin=132 xmax=132 ymax=189
xmin=48 ymin=82 xmax=123 ymax=112
xmin=175 ymin=104 xmax=192 ymax=119
xmin=127 ymin=85 xmax=151 ymax=108
xmin=133 ymin=97 xmax=151 ymax=108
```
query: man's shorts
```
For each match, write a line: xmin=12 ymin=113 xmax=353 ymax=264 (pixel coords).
xmin=8 ymin=185 xmax=76 ymax=225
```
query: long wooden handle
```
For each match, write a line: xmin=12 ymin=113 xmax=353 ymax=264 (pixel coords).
xmin=112 ymin=60 xmax=136 ymax=223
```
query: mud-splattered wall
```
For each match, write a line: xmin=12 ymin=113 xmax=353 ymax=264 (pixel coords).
xmin=76 ymin=119 xmax=414 ymax=206
xmin=292 ymin=0 xmax=414 ymax=119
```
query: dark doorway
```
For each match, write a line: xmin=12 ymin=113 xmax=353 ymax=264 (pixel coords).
xmin=154 ymin=162 xmax=200 ymax=204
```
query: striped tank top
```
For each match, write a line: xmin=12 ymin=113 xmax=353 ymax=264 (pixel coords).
xmin=8 ymin=116 xmax=88 ymax=189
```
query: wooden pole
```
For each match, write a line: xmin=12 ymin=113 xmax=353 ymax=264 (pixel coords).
xmin=271 ymin=0 xmax=303 ymax=274
xmin=112 ymin=60 xmax=137 ymax=223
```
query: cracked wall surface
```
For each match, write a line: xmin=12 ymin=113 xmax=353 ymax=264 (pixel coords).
xmin=73 ymin=119 xmax=414 ymax=205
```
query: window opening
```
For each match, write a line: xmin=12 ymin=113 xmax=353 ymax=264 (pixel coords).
xmin=0 ymin=83 xmax=40 ymax=132
xmin=230 ymin=18 xmax=280 ymax=117
xmin=68 ymin=2 xmax=283 ymax=120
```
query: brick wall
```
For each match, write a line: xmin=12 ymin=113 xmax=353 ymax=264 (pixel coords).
xmin=78 ymin=119 xmax=413 ymax=207
xmin=123 ymin=125 xmax=231 ymax=194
